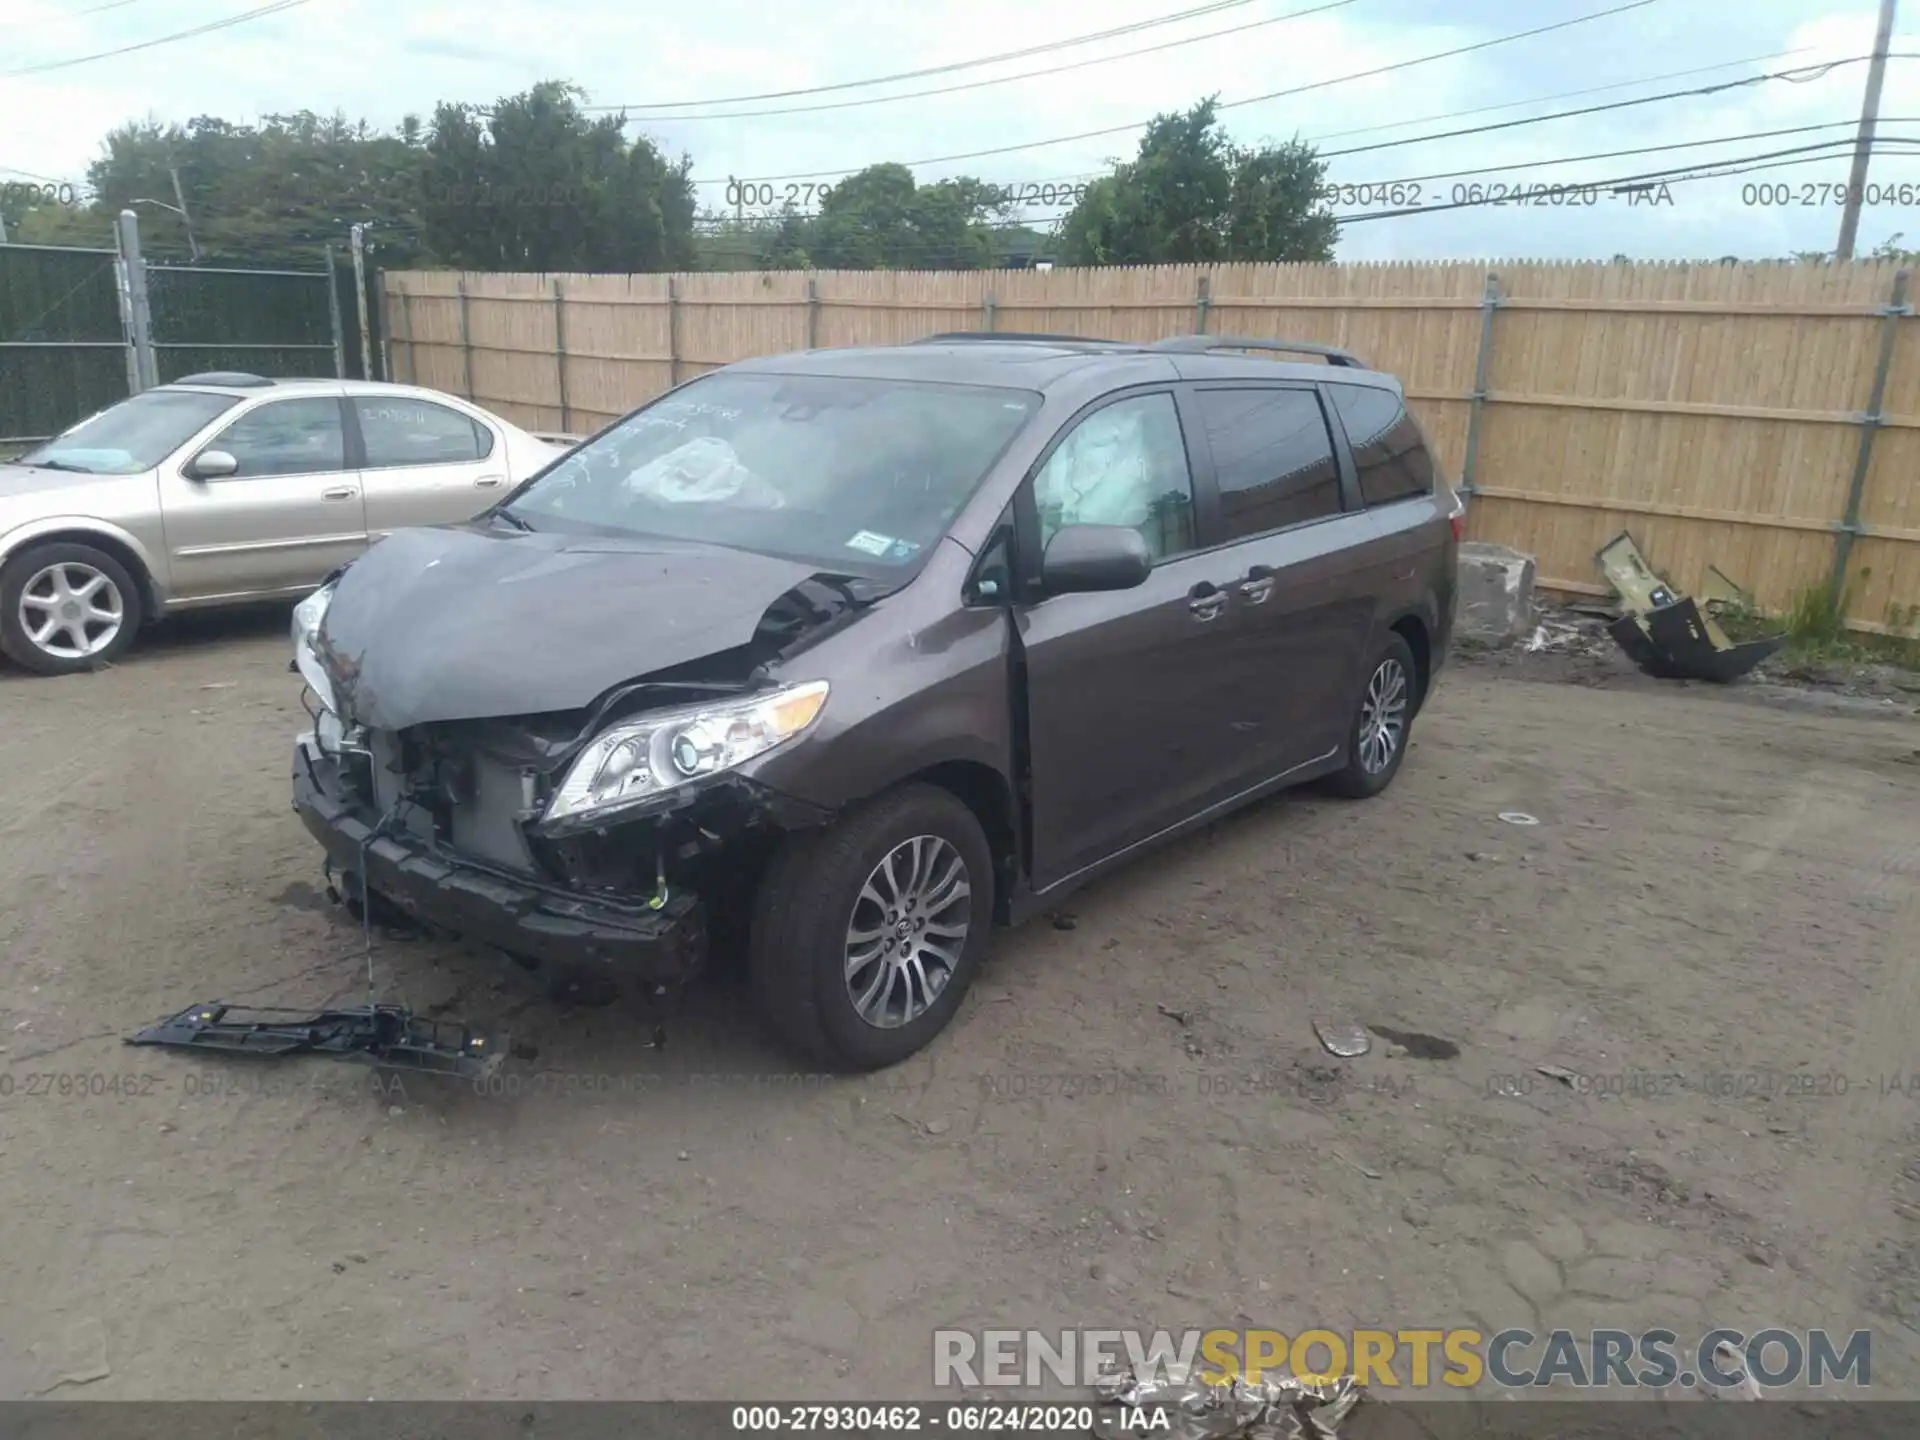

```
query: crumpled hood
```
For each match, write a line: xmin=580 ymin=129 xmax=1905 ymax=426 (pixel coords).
xmin=316 ymin=524 xmax=825 ymax=729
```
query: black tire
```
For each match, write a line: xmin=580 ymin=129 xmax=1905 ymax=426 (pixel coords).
xmin=749 ymin=783 xmax=995 ymax=1071
xmin=1324 ymin=632 xmax=1418 ymax=799
xmin=0 ymin=541 xmax=145 ymax=676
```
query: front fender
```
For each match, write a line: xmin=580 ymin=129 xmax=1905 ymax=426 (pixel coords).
xmin=0 ymin=515 xmax=169 ymax=609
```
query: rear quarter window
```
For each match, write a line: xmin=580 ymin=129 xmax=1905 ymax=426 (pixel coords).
xmin=1330 ymin=385 xmax=1434 ymax=507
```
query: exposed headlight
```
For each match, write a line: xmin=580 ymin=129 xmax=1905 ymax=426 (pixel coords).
xmin=292 ymin=582 xmax=335 ymax=651
xmin=544 ymin=680 xmax=829 ymax=825
xmin=291 ymin=582 xmax=337 ymax=714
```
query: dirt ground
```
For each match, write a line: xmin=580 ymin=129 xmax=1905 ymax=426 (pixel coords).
xmin=2 ymin=608 xmax=1917 ymax=1404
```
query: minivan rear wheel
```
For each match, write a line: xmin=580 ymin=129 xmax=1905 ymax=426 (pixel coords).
xmin=1325 ymin=632 xmax=1417 ymax=799
xmin=749 ymin=783 xmax=994 ymax=1071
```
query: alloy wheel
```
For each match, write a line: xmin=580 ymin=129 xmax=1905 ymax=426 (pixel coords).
xmin=843 ymin=834 xmax=972 ymax=1029
xmin=1357 ymin=656 xmax=1409 ymax=775
xmin=19 ymin=561 xmax=124 ymax=661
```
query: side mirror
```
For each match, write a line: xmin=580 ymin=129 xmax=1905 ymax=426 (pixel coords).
xmin=1041 ymin=524 xmax=1152 ymax=595
xmin=189 ymin=449 xmax=238 ymax=479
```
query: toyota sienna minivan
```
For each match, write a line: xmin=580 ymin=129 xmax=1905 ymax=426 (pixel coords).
xmin=291 ymin=333 xmax=1460 ymax=1069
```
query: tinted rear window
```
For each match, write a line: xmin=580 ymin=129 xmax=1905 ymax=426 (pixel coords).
xmin=1330 ymin=385 xmax=1434 ymax=507
xmin=1193 ymin=388 xmax=1343 ymax=537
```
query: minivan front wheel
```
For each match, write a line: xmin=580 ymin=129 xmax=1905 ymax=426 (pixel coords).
xmin=750 ymin=783 xmax=994 ymax=1070
xmin=1325 ymin=633 xmax=1417 ymax=799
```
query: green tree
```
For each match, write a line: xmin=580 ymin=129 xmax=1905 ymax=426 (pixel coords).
xmin=14 ymin=111 xmax=430 ymax=264
xmin=420 ymin=82 xmax=694 ymax=271
xmin=1059 ymin=98 xmax=1336 ymax=265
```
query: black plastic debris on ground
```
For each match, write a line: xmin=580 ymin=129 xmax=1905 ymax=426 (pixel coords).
xmin=1595 ymin=531 xmax=1783 ymax=683
xmin=125 ymin=1001 xmax=501 ymax=1079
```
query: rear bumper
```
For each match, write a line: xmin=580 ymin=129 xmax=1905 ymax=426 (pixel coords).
xmin=292 ymin=737 xmax=706 ymax=980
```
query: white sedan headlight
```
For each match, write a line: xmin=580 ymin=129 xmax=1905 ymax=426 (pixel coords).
xmin=544 ymin=680 xmax=829 ymax=825
xmin=291 ymin=581 xmax=337 ymax=715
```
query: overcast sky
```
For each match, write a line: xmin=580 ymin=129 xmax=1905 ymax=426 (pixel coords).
xmin=3 ymin=0 xmax=1919 ymax=261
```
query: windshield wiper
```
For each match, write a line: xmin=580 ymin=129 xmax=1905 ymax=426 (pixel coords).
xmin=489 ymin=506 xmax=536 ymax=533
xmin=24 ymin=458 xmax=94 ymax=473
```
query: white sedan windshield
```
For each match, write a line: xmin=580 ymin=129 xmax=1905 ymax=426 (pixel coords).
xmin=18 ymin=389 xmax=239 ymax=475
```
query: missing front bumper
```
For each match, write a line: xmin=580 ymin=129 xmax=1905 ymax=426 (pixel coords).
xmin=293 ymin=742 xmax=708 ymax=981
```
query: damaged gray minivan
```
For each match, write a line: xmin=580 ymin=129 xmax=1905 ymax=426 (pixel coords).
xmin=291 ymin=334 xmax=1459 ymax=1069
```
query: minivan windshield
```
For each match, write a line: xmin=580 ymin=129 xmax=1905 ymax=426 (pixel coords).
xmin=17 ymin=389 xmax=240 ymax=475
xmin=502 ymin=372 xmax=1040 ymax=570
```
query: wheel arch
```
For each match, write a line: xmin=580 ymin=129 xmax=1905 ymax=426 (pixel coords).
xmin=0 ymin=520 xmax=164 ymax=621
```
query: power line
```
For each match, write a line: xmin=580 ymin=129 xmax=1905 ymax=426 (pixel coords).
xmin=1317 ymin=55 xmax=1909 ymax=161
xmin=703 ymin=0 xmax=1661 ymax=185
xmin=0 ymin=0 xmax=313 ymax=78
xmin=588 ymin=0 xmax=1274 ymax=111
xmin=611 ymin=0 xmax=1357 ymax=123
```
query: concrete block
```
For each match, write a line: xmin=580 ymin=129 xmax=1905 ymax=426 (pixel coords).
xmin=1457 ymin=542 xmax=1538 ymax=644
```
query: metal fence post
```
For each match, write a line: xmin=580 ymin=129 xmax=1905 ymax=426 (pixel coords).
xmin=349 ymin=223 xmax=372 ymax=380
xmin=1832 ymin=266 xmax=1910 ymax=607
xmin=457 ymin=277 xmax=474 ymax=400
xmin=1459 ymin=271 xmax=1502 ymax=498
xmin=982 ymin=288 xmax=997 ymax=332
xmin=553 ymin=279 xmax=571 ymax=434
xmin=114 ymin=210 xmax=157 ymax=391
xmin=667 ymin=275 xmax=680 ymax=387
xmin=323 ymin=243 xmax=347 ymax=379
xmin=806 ymin=276 xmax=820 ymax=349
xmin=1194 ymin=273 xmax=1211 ymax=334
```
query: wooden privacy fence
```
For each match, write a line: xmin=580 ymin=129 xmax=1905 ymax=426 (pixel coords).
xmin=383 ymin=261 xmax=1920 ymax=634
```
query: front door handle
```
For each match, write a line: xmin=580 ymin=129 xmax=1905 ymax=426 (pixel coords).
xmin=1237 ymin=564 xmax=1275 ymax=605
xmin=321 ymin=485 xmax=358 ymax=501
xmin=1188 ymin=582 xmax=1227 ymax=622
xmin=474 ymin=474 xmax=505 ymax=489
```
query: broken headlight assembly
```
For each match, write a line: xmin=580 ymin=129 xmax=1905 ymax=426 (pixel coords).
xmin=543 ymin=680 xmax=829 ymax=827
xmin=291 ymin=580 xmax=339 ymax=715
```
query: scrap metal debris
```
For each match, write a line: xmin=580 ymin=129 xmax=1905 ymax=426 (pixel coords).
xmin=125 ymin=1001 xmax=501 ymax=1079
xmin=1093 ymin=1358 xmax=1363 ymax=1440
xmin=1497 ymin=811 xmax=1539 ymax=826
xmin=1312 ymin=1020 xmax=1371 ymax=1058
xmin=1595 ymin=531 xmax=1782 ymax=682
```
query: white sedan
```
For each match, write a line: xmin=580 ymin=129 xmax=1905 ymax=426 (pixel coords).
xmin=0 ymin=374 xmax=567 ymax=674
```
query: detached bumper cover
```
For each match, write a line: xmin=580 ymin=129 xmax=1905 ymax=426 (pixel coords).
xmin=292 ymin=741 xmax=706 ymax=979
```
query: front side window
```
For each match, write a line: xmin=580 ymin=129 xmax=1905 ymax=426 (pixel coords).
xmin=356 ymin=397 xmax=492 ymax=468
xmin=1195 ymin=388 xmax=1343 ymax=538
xmin=19 ymin=389 xmax=239 ymax=475
xmin=204 ymin=399 xmax=346 ymax=478
xmin=1330 ymin=384 xmax=1434 ymax=507
xmin=1032 ymin=392 xmax=1197 ymax=562
xmin=504 ymin=372 xmax=1040 ymax=573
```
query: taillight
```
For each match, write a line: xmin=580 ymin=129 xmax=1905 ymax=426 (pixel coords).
xmin=1447 ymin=488 xmax=1466 ymax=542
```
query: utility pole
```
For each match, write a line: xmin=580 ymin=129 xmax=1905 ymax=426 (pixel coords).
xmin=1837 ymin=0 xmax=1899 ymax=260
xmin=167 ymin=165 xmax=202 ymax=263
xmin=349 ymin=222 xmax=373 ymax=380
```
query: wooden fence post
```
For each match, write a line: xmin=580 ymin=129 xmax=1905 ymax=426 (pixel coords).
xmin=1832 ymin=267 xmax=1909 ymax=608
xmin=398 ymin=289 xmax=415 ymax=384
xmin=553 ymin=279 xmax=571 ymax=434
xmin=982 ymin=288 xmax=996 ymax=332
xmin=1194 ymin=273 xmax=1211 ymax=334
xmin=667 ymin=276 xmax=681 ymax=387
xmin=456 ymin=277 xmax=474 ymax=401
xmin=806 ymin=276 xmax=819 ymax=349
xmin=1459 ymin=271 xmax=1502 ymax=498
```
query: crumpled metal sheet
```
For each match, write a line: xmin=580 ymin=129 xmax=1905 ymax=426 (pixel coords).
xmin=1092 ymin=1360 xmax=1363 ymax=1440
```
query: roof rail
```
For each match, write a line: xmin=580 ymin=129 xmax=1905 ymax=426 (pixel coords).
xmin=913 ymin=331 xmax=1122 ymax=346
xmin=1148 ymin=336 xmax=1366 ymax=368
